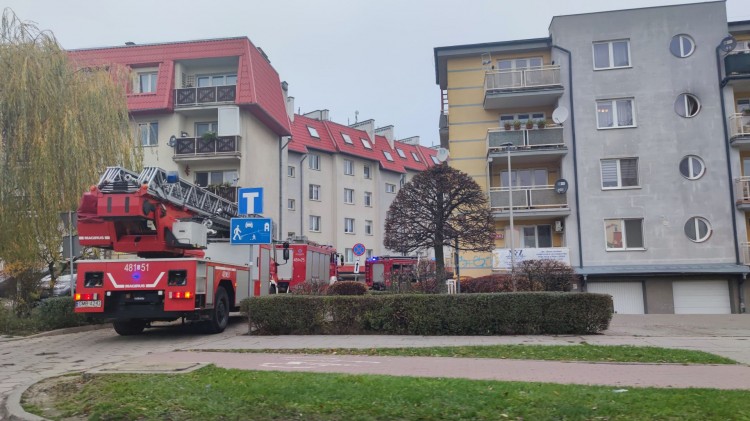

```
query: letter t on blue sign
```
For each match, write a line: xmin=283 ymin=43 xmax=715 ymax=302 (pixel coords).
xmin=238 ymin=187 xmax=263 ymax=215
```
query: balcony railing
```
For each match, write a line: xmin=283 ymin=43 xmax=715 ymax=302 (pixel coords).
xmin=485 ymin=65 xmax=561 ymax=92
xmin=174 ymin=85 xmax=236 ymax=107
xmin=735 ymin=176 xmax=750 ymax=204
xmin=203 ymin=185 xmax=238 ymax=203
xmin=729 ymin=113 xmax=750 ymax=140
xmin=741 ymin=242 xmax=750 ymax=266
xmin=725 ymin=47 xmax=750 ymax=76
xmin=487 ymin=126 xmax=564 ymax=152
xmin=489 ymin=186 xmax=568 ymax=211
xmin=173 ymin=136 xmax=240 ymax=157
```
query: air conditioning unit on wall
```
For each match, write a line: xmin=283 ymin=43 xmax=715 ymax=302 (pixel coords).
xmin=554 ymin=220 xmax=564 ymax=233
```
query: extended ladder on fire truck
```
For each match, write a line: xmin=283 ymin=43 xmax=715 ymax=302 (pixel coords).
xmin=96 ymin=166 xmax=239 ymax=234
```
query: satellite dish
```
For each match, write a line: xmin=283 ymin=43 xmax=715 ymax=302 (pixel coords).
xmin=554 ymin=179 xmax=569 ymax=194
xmin=720 ymin=36 xmax=737 ymax=53
xmin=552 ymin=106 xmax=569 ymax=125
xmin=436 ymin=148 xmax=450 ymax=162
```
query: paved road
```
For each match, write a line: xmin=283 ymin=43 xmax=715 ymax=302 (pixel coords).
xmin=1 ymin=314 xmax=749 ymax=420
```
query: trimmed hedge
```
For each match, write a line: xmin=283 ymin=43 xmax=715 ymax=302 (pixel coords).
xmin=32 ymin=296 xmax=98 ymax=331
xmin=328 ymin=281 xmax=368 ymax=296
xmin=241 ymin=293 xmax=613 ymax=335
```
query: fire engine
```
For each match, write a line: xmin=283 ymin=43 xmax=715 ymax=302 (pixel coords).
xmin=364 ymin=255 xmax=420 ymax=290
xmin=273 ymin=238 xmax=340 ymax=293
xmin=74 ymin=166 xmax=273 ymax=335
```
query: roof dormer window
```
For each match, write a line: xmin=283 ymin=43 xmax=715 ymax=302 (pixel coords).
xmin=412 ymin=152 xmax=420 ymax=162
xmin=341 ymin=133 xmax=353 ymax=144
xmin=361 ymin=138 xmax=372 ymax=149
xmin=383 ymin=151 xmax=394 ymax=162
xmin=396 ymin=149 xmax=406 ymax=158
xmin=307 ymin=126 xmax=320 ymax=138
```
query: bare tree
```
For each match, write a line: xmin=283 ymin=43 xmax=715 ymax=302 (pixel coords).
xmin=384 ymin=163 xmax=495 ymax=283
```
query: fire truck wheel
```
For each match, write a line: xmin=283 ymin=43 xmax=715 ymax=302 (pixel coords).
xmin=112 ymin=319 xmax=146 ymax=336
xmin=205 ymin=287 xmax=229 ymax=334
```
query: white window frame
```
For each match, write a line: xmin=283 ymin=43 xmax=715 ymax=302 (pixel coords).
xmin=308 ymin=154 xmax=320 ymax=171
xmin=309 ymin=215 xmax=321 ymax=232
xmin=383 ymin=151 xmax=394 ymax=162
xmin=138 ymin=72 xmax=158 ymax=93
xmin=670 ymin=34 xmax=695 ymax=58
xmin=196 ymin=73 xmax=237 ymax=87
xmin=364 ymin=191 xmax=372 ymax=207
xmin=604 ymin=218 xmax=645 ymax=251
xmin=364 ymin=164 xmax=372 ymax=179
xmin=396 ymin=149 xmax=406 ymax=159
xmin=341 ymin=133 xmax=353 ymax=144
xmin=345 ymin=248 xmax=354 ymax=264
xmin=385 ymin=183 xmax=396 ymax=193
xmin=600 ymin=158 xmax=639 ymax=190
xmin=138 ymin=122 xmax=158 ymax=146
xmin=593 ymin=39 xmax=631 ymax=70
xmin=309 ymin=184 xmax=321 ymax=201
xmin=344 ymin=218 xmax=355 ymax=234
xmin=596 ymin=98 xmax=636 ymax=129
xmin=344 ymin=159 xmax=354 ymax=175
xmin=361 ymin=138 xmax=372 ymax=149
xmin=288 ymin=199 xmax=296 ymax=211
xmin=680 ymin=155 xmax=705 ymax=180
xmin=307 ymin=126 xmax=320 ymax=138
xmin=194 ymin=170 xmax=238 ymax=187
xmin=366 ymin=249 xmax=374 ymax=259
xmin=684 ymin=217 xmax=712 ymax=243
xmin=674 ymin=93 xmax=701 ymax=118
xmin=431 ymin=156 xmax=441 ymax=165
xmin=287 ymin=165 xmax=295 ymax=178
xmin=365 ymin=220 xmax=373 ymax=236
xmin=344 ymin=188 xmax=354 ymax=204
xmin=411 ymin=152 xmax=420 ymax=162
xmin=512 ymin=224 xmax=553 ymax=248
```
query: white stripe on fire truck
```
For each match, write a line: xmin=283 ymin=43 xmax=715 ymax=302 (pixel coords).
xmin=107 ymin=272 xmax=165 ymax=289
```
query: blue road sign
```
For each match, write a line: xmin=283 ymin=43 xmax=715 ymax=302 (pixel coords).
xmin=238 ymin=187 xmax=263 ymax=215
xmin=352 ymin=243 xmax=366 ymax=256
xmin=230 ymin=217 xmax=272 ymax=244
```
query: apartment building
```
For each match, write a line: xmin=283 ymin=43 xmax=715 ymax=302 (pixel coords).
xmin=435 ymin=1 xmax=750 ymax=314
xmin=286 ymin=110 xmax=437 ymax=272
xmin=69 ymin=36 xmax=438 ymax=271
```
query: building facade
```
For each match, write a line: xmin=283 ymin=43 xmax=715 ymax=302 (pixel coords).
xmin=435 ymin=1 xmax=750 ymax=314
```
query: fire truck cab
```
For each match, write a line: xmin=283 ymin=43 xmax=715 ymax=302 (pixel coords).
xmin=364 ymin=256 xmax=419 ymax=291
xmin=273 ymin=238 xmax=339 ymax=293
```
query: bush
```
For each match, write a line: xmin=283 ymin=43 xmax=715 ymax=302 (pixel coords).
xmin=242 ymin=292 xmax=613 ymax=336
xmin=289 ymin=279 xmax=329 ymax=295
xmin=32 ymin=297 xmax=92 ymax=331
xmin=516 ymin=260 xmax=576 ymax=292
xmin=460 ymin=274 xmax=514 ymax=293
xmin=328 ymin=281 xmax=368 ymax=295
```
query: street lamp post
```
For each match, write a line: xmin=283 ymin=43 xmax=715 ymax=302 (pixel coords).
xmin=500 ymin=142 xmax=516 ymax=289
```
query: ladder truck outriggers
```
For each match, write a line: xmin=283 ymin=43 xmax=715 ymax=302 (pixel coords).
xmin=73 ymin=167 xmax=272 ymax=335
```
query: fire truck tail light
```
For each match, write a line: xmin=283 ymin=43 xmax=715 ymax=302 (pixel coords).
xmin=76 ymin=293 xmax=98 ymax=301
xmin=75 ymin=293 xmax=81 ymax=300
xmin=168 ymin=291 xmax=192 ymax=299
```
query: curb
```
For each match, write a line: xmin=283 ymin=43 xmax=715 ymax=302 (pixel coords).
xmin=1 ymin=323 xmax=112 ymax=342
xmin=7 ymin=380 xmax=48 ymax=421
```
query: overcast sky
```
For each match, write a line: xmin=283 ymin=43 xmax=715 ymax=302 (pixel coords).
xmin=5 ymin=0 xmax=750 ymax=147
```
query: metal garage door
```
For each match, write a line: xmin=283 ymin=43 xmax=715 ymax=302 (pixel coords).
xmin=673 ymin=281 xmax=731 ymax=314
xmin=587 ymin=282 xmax=644 ymax=314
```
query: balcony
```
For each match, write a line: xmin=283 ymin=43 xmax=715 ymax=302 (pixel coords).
xmin=735 ymin=177 xmax=750 ymax=210
xmin=172 ymin=136 xmax=241 ymax=162
xmin=724 ymin=48 xmax=750 ymax=89
xmin=203 ymin=185 xmax=238 ymax=203
xmin=729 ymin=113 xmax=750 ymax=146
xmin=484 ymin=66 xmax=563 ymax=109
xmin=487 ymin=126 xmax=566 ymax=162
xmin=174 ymin=85 xmax=236 ymax=107
xmin=489 ymin=186 xmax=570 ymax=219
xmin=741 ymin=243 xmax=750 ymax=266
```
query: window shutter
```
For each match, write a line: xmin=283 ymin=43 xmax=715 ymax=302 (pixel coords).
xmin=601 ymin=160 xmax=619 ymax=187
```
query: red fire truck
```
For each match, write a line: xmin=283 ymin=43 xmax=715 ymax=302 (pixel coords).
xmin=364 ymin=256 xmax=420 ymax=290
xmin=73 ymin=167 xmax=273 ymax=335
xmin=273 ymin=239 xmax=340 ymax=293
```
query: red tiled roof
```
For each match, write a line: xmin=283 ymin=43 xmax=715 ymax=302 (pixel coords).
xmin=323 ymin=120 xmax=395 ymax=170
xmin=372 ymin=135 xmax=406 ymax=173
xmin=289 ymin=115 xmax=338 ymax=154
xmin=68 ymin=37 xmax=291 ymax=136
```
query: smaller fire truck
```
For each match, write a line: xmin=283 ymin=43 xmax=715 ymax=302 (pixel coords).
xmin=364 ymin=255 xmax=420 ymax=290
xmin=273 ymin=238 xmax=340 ymax=293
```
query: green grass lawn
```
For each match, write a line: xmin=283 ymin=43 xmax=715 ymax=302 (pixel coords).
xmin=198 ymin=344 xmax=737 ymax=365
xmin=27 ymin=366 xmax=750 ymax=420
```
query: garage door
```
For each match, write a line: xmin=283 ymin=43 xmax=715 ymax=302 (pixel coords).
xmin=673 ymin=281 xmax=731 ymax=314
xmin=587 ymin=282 xmax=644 ymax=314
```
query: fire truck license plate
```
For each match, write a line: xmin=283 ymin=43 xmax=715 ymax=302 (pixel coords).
xmin=75 ymin=300 xmax=101 ymax=308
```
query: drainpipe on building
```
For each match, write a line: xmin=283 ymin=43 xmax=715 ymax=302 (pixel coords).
xmin=715 ymin=43 xmax=741 ymax=266
xmin=552 ymin=45 xmax=583 ymax=270
xmin=740 ymin=274 xmax=746 ymax=313
xmin=279 ymin=136 xmax=291 ymax=241
xmin=299 ymin=154 xmax=308 ymax=234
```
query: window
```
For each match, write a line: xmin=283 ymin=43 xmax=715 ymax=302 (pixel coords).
xmin=345 ymin=248 xmax=354 ymax=264
xmin=383 ymin=151 xmax=394 ymax=162
xmin=685 ymin=217 xmax=711 ymax=242
xmin=366 ymin=249 xmax=374 ymax=259
xmin=680 ymin=155 xmax=705 ymax=180
xmin=501 ymin=169 xmax=548 ymax=188
xmin=309 ymin=184 xmax=321 ymax=201
xmin=307 ymin=126 xmax=320 ymax=138
xmin=500 ymin=112 xmax=545 ymax=125
xmin=364 ymin=165 xmax=372 ymax=179
xmin=670 ymin=34 xmax=695 ymax=58
xmin=601 ymin=158 xmax=638 ymax=189
xmin=341 ymin=133 xmax=353 ymax=144
xmin=411 ymin=152 xmax=420 ymax=162
xmin=361 ymin=138 xmax=372 ymax=149
xmin=396 ymin=149 xmax=406 ymax=158
xmin=288 ymin=199 xmax=296 ymax=210
xmin=138 ymin=122 xmax=158 ymax=146
xmin=364 ymin=191 xmax=372 ymax=207
xmin=287 ymin=165 xmax=295 ymax=178
xmin=197 ymin=74 xmax=237 ymax=87
xmin=605 ymin=219 xmax=644 ymax=250
xmin=520 ymin=225 xmax=552 ymax=248
xmin=593 ymin=40 xmax=630 ymax=69
xmin=309 ymin=154 xmax=320 ymax=170
xmin=344 ymin=159 xmax=354 ymax=175
xmin=344 ymin=188 xmax=354 ymax=204
xmin=309 ymin=215 xmax=321 ymax=232
xmin=431 ymin=156 xmax=441 ymax=165
xmin=674 ymin=93 xmax=701 ymax=118
xmin=196 ymin=122 xmax=219 ymax=137
xmin=344 ymin=218 xmax=355 ymax=234
xmin=597 ymin=99 xmax=635 ymax=128
xmin=138 ymin=72 xmax=157 ymax=93
xmin=738 ymin=98 xmax=750 ymax=114
xmin=195 ymin=170 xmax=238 ymax=187
xmin=365 ymin=220 xmax=373 ymax=235
xmin=497 ymin=57 xmax=543 ymax=70
xmin=386 ymin=183 xmax=396 ymax=193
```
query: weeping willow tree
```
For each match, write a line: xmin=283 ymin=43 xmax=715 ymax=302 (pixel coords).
xmin=0 ymin=9 xmax=141 ymax=312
